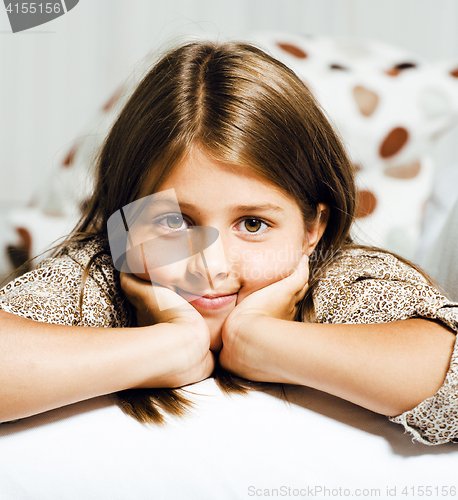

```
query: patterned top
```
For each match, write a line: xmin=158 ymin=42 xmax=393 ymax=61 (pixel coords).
xmin=1 ymin=235 xmax=457 ymax=445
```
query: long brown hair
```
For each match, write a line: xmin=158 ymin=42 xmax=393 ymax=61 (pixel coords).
xmin=62 ymin=40 xmax=374 ymax=423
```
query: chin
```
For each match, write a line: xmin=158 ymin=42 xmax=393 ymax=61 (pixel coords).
xmin=189 ymin=296 xmax=235 ymax=353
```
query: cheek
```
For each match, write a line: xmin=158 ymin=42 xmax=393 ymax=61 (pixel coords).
xmin=236 ymin=244 xmax=302 ymax=291
xmin=132 ymin=268 xmax=174 ymax=285
xmin=127 ymin=246 xmax=188 ymax=285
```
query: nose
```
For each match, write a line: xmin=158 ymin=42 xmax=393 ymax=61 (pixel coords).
xmin=186 ymin=231 xmax=228 ymax=291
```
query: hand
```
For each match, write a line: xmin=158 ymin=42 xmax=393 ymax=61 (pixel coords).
xmin=120 ymin=272 xmax=215 ymax=388
xmin=219 ymin=254 xmax=309 ymax=381
xmin=223 ymin=253 xmax=309 ymax=329
xmin=120 ymin=271 xmax=205 ymax=329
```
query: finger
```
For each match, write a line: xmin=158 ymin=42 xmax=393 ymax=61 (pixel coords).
xmin=205 ymin=351 xmax=216 ymax=377
xmin=150 ymin=284 xmax=192 ymax=311
xmin=121 ymin=271 xmax=172 ymax=300
xmin=120 ymin=271 xmax=149 ymax=297
xmin=296 ymin=253 xmax=310 ymax=280
xmin=218 ymin=346 xmax=230 ymax=373
xmin=119 ymin=272 xmax=151 ymax=312
xmin=120 ymin=259 xmax=132 ymax=274
xmin=119 ymin=271 xmax=139 ymax=298
xmin=295 ymin=281 xmax=309 ymax=302
xmin=287 ymin=253 xmax=310 ymax=292
xmin=252 ymin=254 xmax=309 ymax=300
xmin=120 ymin=272 xmax=172 ymax=310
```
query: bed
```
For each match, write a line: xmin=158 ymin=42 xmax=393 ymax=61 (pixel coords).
xmin=1 ymin=379 xmax=457 ymax=499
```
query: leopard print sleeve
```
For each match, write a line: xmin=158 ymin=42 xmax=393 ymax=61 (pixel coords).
xmin=312 ymin=248 xmax=458 ymax=445
xmin=0 ymin=236 xmax=132 ymax=328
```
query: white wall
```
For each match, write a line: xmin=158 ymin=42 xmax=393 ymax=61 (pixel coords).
xmin=1 ymin=0 xmax=457 ymax=205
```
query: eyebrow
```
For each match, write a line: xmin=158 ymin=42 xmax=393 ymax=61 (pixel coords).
xmin=225 ymin=204 xmax=285 ymax=214
xmin=149 ymin=199 xmax=285 ymax=214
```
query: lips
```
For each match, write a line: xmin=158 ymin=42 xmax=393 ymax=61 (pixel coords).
xmin=190 ymin=294 xmax=237 ymax=310
xmin=177 ymin=288 xmax=238 ymax=310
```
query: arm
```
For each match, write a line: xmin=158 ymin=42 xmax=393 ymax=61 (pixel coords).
xmin=219 ymin=251 xmax=457 ymax=417
xmin=0 ymin=275 xmax=214 ymax=423
xmin=0 ymin=245 xmax=215 ymax=423
xmin=220 ymin=314 xmax=455 ymax=416
xmin=0 ymin=266 xmax=214 ymax=422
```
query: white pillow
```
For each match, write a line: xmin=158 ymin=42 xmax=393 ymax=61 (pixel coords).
xmin=0 ymin=379 xmax=456 ymax=499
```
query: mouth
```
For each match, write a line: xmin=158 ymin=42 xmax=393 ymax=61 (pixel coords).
xmin=177 ymin=288 xmax=238 ymax=310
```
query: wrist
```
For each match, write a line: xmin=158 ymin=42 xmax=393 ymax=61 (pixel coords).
xmin=225 ymin=310 xmax=268 ymax=338
xmin=222 ymin=314 xmax=293 ymax=384
xmin=132 ymin=319 xmax=211 ymax=389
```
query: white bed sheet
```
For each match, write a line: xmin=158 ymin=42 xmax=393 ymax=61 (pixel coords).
xmin=0 ymin=379 xmax=457 ymax=500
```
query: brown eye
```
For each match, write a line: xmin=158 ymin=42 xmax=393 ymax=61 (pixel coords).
xmin=244 ymin=219 xmax=262 ymax=232
xmin=235 ymin=218 xmax=269 ymax=235
xmin=166 ymin=215 xmax=185 ymax=229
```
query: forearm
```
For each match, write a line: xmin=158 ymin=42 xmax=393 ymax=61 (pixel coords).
xmin=0 ymin=310 xmax=190 ymax=422
xmin=231 ymin=316 xmax=456 ymax=416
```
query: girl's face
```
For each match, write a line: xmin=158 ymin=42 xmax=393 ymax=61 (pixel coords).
xmin=129 ymin=148 xmax=326 ymax=351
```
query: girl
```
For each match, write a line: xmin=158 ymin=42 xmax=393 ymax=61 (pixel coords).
xmin=0 ymin=40 xmax=457 ymax=446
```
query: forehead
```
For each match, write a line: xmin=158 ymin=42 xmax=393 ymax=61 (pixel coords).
xmin=155 ymin=148 xmax=300 ymax=213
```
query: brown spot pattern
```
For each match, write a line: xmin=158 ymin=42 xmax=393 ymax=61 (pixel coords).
xmin=355 ymin=190 xmax=377 ymax=218
xmin=384 ymin=160 xmax=421 ymax=179
xmin=386 ymin=62 xmax=417 ymax=77
xmin=330 ymin=64 xmax=349 ymax=71
xmin=379 ymin=127 xmax=409 ymax=158
xmin=103 ymin=87 xmax=123 ymax=112
xmin=6 ymin=227 xmax=32 ymax=272
xmin=353 ymin=85 xmax=379 ymax=117
xmin=0 ymin=235 xmax=131 ymax=328
xmin=277 ymin=42 xmax=307 ymax=59
xmin=313 ymin=247 xmax=458 ymax=445
xmin=16 ymin=228 xmax=32 ymax=257
xmin=62 ymin=145 xmax=78 ymax=168
xmin=450 ymin=68 xmax=458 ymax=78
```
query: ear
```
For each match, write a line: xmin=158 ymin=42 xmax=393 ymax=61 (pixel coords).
xmin=303 ymin=203 xmax=329 ymax=256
